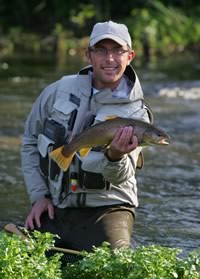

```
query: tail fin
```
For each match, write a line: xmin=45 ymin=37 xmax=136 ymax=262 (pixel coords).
xmin=49 ymin=146 xmax=74 ymax=172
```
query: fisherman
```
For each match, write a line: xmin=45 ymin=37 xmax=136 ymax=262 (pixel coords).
xmin=21 ymin=20 xmax=153 ymax=252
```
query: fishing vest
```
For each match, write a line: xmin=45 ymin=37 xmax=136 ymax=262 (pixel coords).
xmin=37 ymin=65 xmax=153 ymax=207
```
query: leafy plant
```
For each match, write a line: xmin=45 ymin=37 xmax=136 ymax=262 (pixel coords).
xmin=0 ymin=231 xmax=199 ymax=279
xmin=176 ymin=250 xmax=200 ymax=279
xmin=0 ymin=230 xmax=62 ymax=279
xmin=62 ymin=242 xmax=200 ymax=279
xmin=126 ymin=0 xmax=200 ymax=56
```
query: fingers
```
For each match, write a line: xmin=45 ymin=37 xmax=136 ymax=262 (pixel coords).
xmin=113 ymin=126 xmax=138 ymax=151
xmin=107 ymin=126 xmax=138 ymax=161
xmin=25 ymin=207 xmax=41 ymax=230
xmin=47 ymin=203 xmax=55 ymax=220
xmin=25 ymin=198 xmax=54 ymax=230
xmin=25 ymin=214 xmax=34 ymax=230
xmin=118 ymin=126 xmax=133 ymax=147
xmin=34 ymin=211 xmax=42 ymax=229
xmin=25 ymin=213 xmax=36 ymax=230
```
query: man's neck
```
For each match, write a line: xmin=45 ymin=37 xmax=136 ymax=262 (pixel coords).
xmin=92 ymin=78 xmax=122 ymax=92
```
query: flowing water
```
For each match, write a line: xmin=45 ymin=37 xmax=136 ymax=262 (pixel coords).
xmin=0 ymin=52 xmax=199 ymax=255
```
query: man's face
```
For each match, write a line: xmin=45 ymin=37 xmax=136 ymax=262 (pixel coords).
xmin=87 ymin=39 xmax=135 ymax=90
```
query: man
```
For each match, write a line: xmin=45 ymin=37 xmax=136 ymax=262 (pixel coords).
xmin=21 ymin=20 xmax=151 ymax=252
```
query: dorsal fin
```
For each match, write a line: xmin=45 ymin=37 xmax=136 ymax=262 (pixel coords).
xmin=105 ymin=115 xmax=118 ymax=120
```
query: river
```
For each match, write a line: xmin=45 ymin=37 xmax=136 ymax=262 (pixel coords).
xmin=0 ymin=52 xmax=199 ymax=255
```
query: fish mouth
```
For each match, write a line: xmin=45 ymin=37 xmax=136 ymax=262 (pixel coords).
xmin=157 ymin=137 xmax=170 ymax=145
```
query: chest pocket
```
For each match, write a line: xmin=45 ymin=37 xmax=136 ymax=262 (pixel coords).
xmin=39 ymin=94 xmax=80 ymax=181
xmin=51 ymin=98 xmax=78 ymax=131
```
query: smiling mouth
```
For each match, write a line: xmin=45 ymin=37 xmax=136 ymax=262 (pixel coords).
xmin=102 ymin=66 xmax=117 ymax=71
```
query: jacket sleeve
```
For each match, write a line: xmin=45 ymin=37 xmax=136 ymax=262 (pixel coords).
xmin=21 ymin=82 xmax=58 ymax=204
xmin=100 ymin=105 xmax=150 ymax=185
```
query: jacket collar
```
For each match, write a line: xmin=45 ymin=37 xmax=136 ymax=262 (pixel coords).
xmin=77 ymin=64 xmax=143 ymax=103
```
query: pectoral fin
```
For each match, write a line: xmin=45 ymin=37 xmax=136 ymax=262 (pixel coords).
xmin=79 ymin=147 xmax=92 ymax=158
xmin=136 ymin=151 xmax=144 ymax=169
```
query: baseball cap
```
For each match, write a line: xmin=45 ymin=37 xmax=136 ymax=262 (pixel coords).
xmin=89 ymin=21 xmax=132 ymax=48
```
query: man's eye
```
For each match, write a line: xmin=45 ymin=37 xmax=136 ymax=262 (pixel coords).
xmin=113 ymin=49 xmax=122 ymax=54
xmin=96 ymin=48 xmax=105 ymax=54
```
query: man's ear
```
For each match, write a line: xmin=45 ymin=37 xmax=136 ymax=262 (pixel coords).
xmin=128 ymin=50 xmax=135 ymax=63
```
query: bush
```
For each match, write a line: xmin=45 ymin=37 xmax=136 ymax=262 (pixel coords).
xmin=0 ymin=231 xmax=62 ymax=279
xmin=0 ymin=231 xmax=199 ymax=278
xmin=62 ymin=243 xmax=200 ymax=279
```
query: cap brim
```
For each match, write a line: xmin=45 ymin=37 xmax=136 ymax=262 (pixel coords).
xmin=90 ymin=34 xmax=127 ymax=47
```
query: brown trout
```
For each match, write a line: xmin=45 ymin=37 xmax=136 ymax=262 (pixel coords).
xmin=49 ymin=117 xmax=170 ymax=171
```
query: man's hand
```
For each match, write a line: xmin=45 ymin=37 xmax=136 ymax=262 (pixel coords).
xmin=106 ymin=126 xmax=138 ymax=161
xmin=25 ymin=197 xmax=54 ymax=230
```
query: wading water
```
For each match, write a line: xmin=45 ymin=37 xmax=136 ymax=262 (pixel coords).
xmin=0 ymin=52 xmax=199 ymax=255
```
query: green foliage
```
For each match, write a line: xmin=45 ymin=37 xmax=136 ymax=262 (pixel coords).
xmin=62 ymin=242 xmax=200 ymax=279
xmin=176 ymin=250 xmax=200 ymax=279
xmin=7 ymin=28 xmax=42 ymax=53
xmin=0 ymin=1 xmax=200 ymax=56
xmin=70 ymin=4 xmax=96 ymax=26
xmin=0 ymin=231 xmax=199 ymax=279
xmin=0 ymin=231 xmax=62 ymax=279
xmin=126 ymin=0 xmax=200 ymax=55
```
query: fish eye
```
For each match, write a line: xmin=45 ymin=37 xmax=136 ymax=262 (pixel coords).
xmin=157 ymin=131 xmax=166 ymax=137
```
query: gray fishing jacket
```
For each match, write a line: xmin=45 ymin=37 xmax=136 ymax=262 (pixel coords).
xmin=21 ymin=65 xmax=150 ymax=208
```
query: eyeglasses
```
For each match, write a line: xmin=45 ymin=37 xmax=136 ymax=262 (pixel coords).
xmin=89 ymin=47 xmax=129 ymax=57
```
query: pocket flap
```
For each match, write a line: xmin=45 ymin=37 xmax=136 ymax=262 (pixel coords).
xmin=38 ymin=134 xmax=55 ymax=158
xmin=53 ymin=99 xmax=78 ymax=115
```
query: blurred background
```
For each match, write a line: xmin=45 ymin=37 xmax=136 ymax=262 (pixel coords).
xmin=0 ymin=0 xmax=199 ymax=255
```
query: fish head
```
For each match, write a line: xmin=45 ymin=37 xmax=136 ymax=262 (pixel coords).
xmin=142 ymin=126 xmax=170 ymax=146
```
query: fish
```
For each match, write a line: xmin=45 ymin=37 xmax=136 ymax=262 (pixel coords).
xmin=49 ymin=117 xmax=170 ymax=171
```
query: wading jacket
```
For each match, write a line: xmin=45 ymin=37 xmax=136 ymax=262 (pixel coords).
xmin=21 ymin=65 xmax=150 ymax=208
